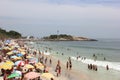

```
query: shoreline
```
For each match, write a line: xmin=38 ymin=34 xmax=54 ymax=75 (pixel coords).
xmin=43 ymin=54 xmax=91 ymax=80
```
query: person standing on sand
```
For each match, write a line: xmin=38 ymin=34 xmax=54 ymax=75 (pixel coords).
xmin=49 ymin=58 xmax=52 ymax=65
xmin=66 ymin=61 xmax=69 ymax=69
xmin=69 ymin=61 xmax=72 ymax=70
xmin=55 ymin=60 xmax=61 ymax=77
xmin=68 ymin=57 xmax=72 ymax=70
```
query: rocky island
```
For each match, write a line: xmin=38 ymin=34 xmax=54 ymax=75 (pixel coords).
xmin=42 ymin=34 xmax=98 ymax=41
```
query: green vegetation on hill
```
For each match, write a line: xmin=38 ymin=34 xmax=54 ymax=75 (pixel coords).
xmin=0 ymin=28 xmax=21 ymax=40
xmin=43 ymin=34 xmax=73 ymax=40
xmin=43 ymin=34 xmax=98 ymax=41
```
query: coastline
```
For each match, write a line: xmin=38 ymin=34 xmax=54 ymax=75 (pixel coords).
xmin=42 ymin=54 xmax=91 ymax=80
xmin=33 ymin=40 xmax=120 ymax=80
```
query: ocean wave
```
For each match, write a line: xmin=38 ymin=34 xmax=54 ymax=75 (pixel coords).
xmin=71 ymin=56 xmax=120 ymax=71
xmin=43 ymin=51 xmax=51 ymax=55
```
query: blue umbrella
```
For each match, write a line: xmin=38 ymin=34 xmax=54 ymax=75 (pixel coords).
xmin=17 ymin=53 xmax=23 ymax=57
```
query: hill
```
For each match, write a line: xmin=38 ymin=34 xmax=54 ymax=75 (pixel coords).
xmin=0 ymin=28 xmax=22 ymax=40
xmin=43 ymin=34 xmax=97 ymax=41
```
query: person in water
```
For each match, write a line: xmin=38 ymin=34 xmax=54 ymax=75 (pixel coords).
xmin=106 ymin=65 xmax=109 ymax=70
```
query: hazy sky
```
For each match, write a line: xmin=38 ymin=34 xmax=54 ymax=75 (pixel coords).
xmin=0 ymin=0 xmax=120 ymax=38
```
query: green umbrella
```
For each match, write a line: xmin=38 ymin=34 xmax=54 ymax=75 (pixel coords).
xmin=7 ymin=73 xmax=20 ymax=79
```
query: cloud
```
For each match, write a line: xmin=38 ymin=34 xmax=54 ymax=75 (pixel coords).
xmin=0 ymin=0 xmax=120 ymax=38
xmin=0 ymin=0 xmax=120 ymax=20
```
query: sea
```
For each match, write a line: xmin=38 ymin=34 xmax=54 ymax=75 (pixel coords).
xmin=29 ymin=38 xmax=120 ymax=80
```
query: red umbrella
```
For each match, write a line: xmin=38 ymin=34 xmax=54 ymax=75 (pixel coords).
xmin=24 ymin=72 xmax=40 ymax=79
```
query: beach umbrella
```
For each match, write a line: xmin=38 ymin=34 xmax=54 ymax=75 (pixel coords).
xmin=16 ymin=53 xmax=23 ymax=57
xmin=7 ymin=73 xmax=20 ymax=79
xmin=0 ymin=61 xmax=13 ymax=70
xmin=7 ymin=51 xmax=14 ymax=55
xmin=20 ymin=51 xmax=26 ymax=55
xmin=11 ymin=55 xmax=17 ymax=59
xmin=12 ymin=57 xmax=22 ymax=61
xmin=14 ymin=70 xmax=22 ymax=76
xmin=13 ymin=50 xmax=18 ymax=54
xmin=26 ymin=55 xmax=33 ymax=59
xmin=24 ymin=72 xmax=40 ymax=79
xmin=5 ymin=61 xmax=14 ymax=65
xmin=14 ymin=61 xmax=25 ymax=66
xmin=18 ymin=48 xmax=26 ymax=52
xmin=35 ymin=62 xmax=43 ymax=66
xmin=35 ymin=62 xmax=44 ymax=70
xmin=41 ymin=73 xmax=54 ymax=80
xmin=24 ymin=64 xmax=34 ymax=69
xmin=3 ymin=47 xmax=12 ymax=51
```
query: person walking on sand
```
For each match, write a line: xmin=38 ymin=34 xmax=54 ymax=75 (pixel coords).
xmin=55 ymin=63 xmax=61 ymax=77
xmin=56 ymin=64 xmax=59 ymax=77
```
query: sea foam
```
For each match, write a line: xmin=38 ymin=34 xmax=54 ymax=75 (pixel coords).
xmin=71 ymin=56 xmax=120 ymax=71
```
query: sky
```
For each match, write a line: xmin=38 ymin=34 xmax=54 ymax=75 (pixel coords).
xmin=0 ymin=0 xmax=120 ymax=38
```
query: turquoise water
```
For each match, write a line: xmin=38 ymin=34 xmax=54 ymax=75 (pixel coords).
xmin=32 ymin=39 xmax=120 ymax=80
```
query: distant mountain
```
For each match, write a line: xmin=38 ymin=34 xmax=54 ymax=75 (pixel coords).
xmin=0 ymin=28 xmax=22 ymax=40
xmin=43 ymin=34 xmax=98 ymax=41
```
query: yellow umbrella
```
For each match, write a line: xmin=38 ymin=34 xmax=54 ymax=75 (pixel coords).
xmin=24 ymin=64 xmax=34 ymax=69
xmin=26 ymin=55 xmax=33 ymax=59
xmin=41 ymin=73 xmax=54 ymax=79
xmin=36 ymin=65 xmax=44 ymax=70
xmin=13 ymin=57 xmax=22 ymax=61
xmin=18 ymin=48 xmax=25 ymax=52
xmin=7 ymin=51 xmax=14 ymax=55
xmin=5 ymin=61 xmax=14 ymax=65
xmin=3 ymin=47 xmax=12 ymax=50
xmin=0 ymin=61 xmax=14 ymax=70
xmin=20 ymin=51 xmax=26 ymax=55
xmin=35 ymin=62 xmax=44 ymax=70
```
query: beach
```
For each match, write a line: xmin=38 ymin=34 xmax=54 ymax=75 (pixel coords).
xmin=0 ymin=39 xmax=89 ymax=80
xmin=0 ymin=39 xmax=120 ymax=80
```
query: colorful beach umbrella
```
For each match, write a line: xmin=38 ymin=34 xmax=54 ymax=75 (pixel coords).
xmin=7 ymin=73 xmax=20 ymax=79
xmin=7 ymin=51 xmax=14 ymax=55
xmin=26 ymin=55 xmax=33 ymax=59
xmin=41 ymin=73 xmax=54 ymax=80
xmin=0 ymin=62 xmax=13 ymax=70
xmin=14 ymin=61 xmax=25 ymax=66
xmin=12 ymin=57 xmax=22 ymax=61
xmin=11 ymin=55 xmax=17 ymax=59
xmin=24 ymin=72 xmax=40 ymax=79
xmin=24 ymin=64 xmax=34 ymax=69
xmin=35 ymin=62 xmax=44 ymax=70
xmin=14 ymin=70 xmax=22 ymax=76
xmin=16 ymin=53 xmax=23 ymax=57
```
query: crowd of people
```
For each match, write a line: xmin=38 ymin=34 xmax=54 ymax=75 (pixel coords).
xmin=0 ymin=39 xmax=56 ymax=80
